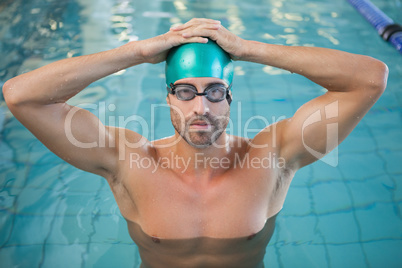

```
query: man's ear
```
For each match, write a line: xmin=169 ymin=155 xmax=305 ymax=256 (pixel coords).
xmin=166 ymin=95 xmax=171 ymax=106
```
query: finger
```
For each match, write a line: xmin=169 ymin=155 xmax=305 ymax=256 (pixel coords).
xmin=181 ymin=27 xmax=221 ymax=39
xmin=180 ymin=23 xmax=222 ymax=38
xmin=181 ymin=36 xmax=209 ymax=44
xmin=171 ymin=22 xmax=220 ymax=32
xmin=170 ymin=19 xmax=221 ymax=31
xmin=170 ymin=24 xmax=183 ymax=31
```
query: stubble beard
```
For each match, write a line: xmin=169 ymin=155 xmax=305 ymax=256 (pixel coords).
xmin=170 ymin=108 xmax=230 ymax=149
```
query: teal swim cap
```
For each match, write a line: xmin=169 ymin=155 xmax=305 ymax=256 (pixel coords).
xmin=165 ymin=39 xmax=234 ymax=86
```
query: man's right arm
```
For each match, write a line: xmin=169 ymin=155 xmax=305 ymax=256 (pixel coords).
xmin=2 ymin=19 xmax=219 ymax=180
xmin=2 ymin=42 xmax=148 ymax=179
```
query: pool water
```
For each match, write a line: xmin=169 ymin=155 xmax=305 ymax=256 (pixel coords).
xmin=0 ymin=0 xmax=401 ymax=267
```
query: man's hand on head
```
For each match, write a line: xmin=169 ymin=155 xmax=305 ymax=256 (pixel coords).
xmin=137 ymin=18 xmax=213 ymax=64
xmin=138 ymin=18 xmax=248 ymax=64
xmin=169 ymin=18 xmax=248 ymax=61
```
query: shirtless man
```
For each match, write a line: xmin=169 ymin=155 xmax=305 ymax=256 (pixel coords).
xmin=3 ymin=18 xmax=388 ymax=267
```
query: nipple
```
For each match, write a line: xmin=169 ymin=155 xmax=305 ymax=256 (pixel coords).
xmin=247 ymin=233 xmax=257 ymax=240
xmin=151 ymin=236 xmax=161 ymax=243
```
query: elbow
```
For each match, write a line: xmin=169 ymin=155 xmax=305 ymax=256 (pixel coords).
xmin=3 ymin=77 xmax=26 ymax=107
xmin=377 ymin=60 xmax=389 ymax=92
xmin=369 ymin=59 xmax=389 ymax=95
xmin=2 ymin=79 xmax=16 ymax=107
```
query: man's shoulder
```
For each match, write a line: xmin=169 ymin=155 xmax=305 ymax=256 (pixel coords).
xmin=245 ymin=119 xmax=288 ymax=149
xmin=107 ymin=126 xmax=152 ymax=147
xmin=107 ymin=126 xmax=155 ymax=159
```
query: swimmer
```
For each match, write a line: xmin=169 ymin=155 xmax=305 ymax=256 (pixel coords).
xmin=3 ymin=18 xmax=388 ymax=267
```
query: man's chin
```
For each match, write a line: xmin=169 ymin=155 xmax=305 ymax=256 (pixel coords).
xmin=183 ymin=135 xmax=213 ymax=149
xmin=189 ymin=142 xmax=213 ymax=149
xmin=185 ymin=138 xmax=213 ymax=149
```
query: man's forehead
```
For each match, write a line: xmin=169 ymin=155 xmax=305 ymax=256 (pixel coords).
xmin=174 ymin=77 xmax=228 ymax=87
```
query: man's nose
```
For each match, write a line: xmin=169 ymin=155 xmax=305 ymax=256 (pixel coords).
xmin=193 ymin=95 xmax=210 ymax=115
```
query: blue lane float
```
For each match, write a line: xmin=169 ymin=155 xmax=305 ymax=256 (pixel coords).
xmin=347 ymin=0 xmax=402 ymax=53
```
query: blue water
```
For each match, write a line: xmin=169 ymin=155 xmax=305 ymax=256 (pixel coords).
xmin=0 ymin=0 xmax=401 ymax=267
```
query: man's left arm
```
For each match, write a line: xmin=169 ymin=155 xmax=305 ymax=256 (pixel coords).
xmin=172 ymin=19 xmax=389 ymax=169
xmin=242 ymin=43 xmax=389 ymax=169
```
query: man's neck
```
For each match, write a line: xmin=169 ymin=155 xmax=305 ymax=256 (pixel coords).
xmin=168 ymin=133 xmax=232 ymax=183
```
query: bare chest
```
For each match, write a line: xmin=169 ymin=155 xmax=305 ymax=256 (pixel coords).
xmin=122 ymin=167 xmax=276 ymax=240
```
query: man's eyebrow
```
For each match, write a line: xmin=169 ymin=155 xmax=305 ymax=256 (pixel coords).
xmin=174 ymin=81 xmax=227 ymax=90
xmin=204 ymin=81 xmax=227 ymax=87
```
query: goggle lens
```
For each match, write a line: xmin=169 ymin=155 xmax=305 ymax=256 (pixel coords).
xmin=169 ymin=83 xmax=230 ymax=103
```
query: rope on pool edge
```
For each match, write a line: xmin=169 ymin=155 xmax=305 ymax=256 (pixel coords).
xmin=347 ymin=0 xmax=402 ymax=54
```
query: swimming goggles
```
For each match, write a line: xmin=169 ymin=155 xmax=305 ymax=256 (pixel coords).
xmin=167 ymin=83 xmax=232 ymax=104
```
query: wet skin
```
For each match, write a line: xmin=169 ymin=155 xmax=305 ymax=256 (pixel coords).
xmin=128 ymin=213 xmax=278 ymax=268
xmin=103 ymin=77 xmax=293 ymax=267
xmin=110 ymin=134 xmax=290 ymax=267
